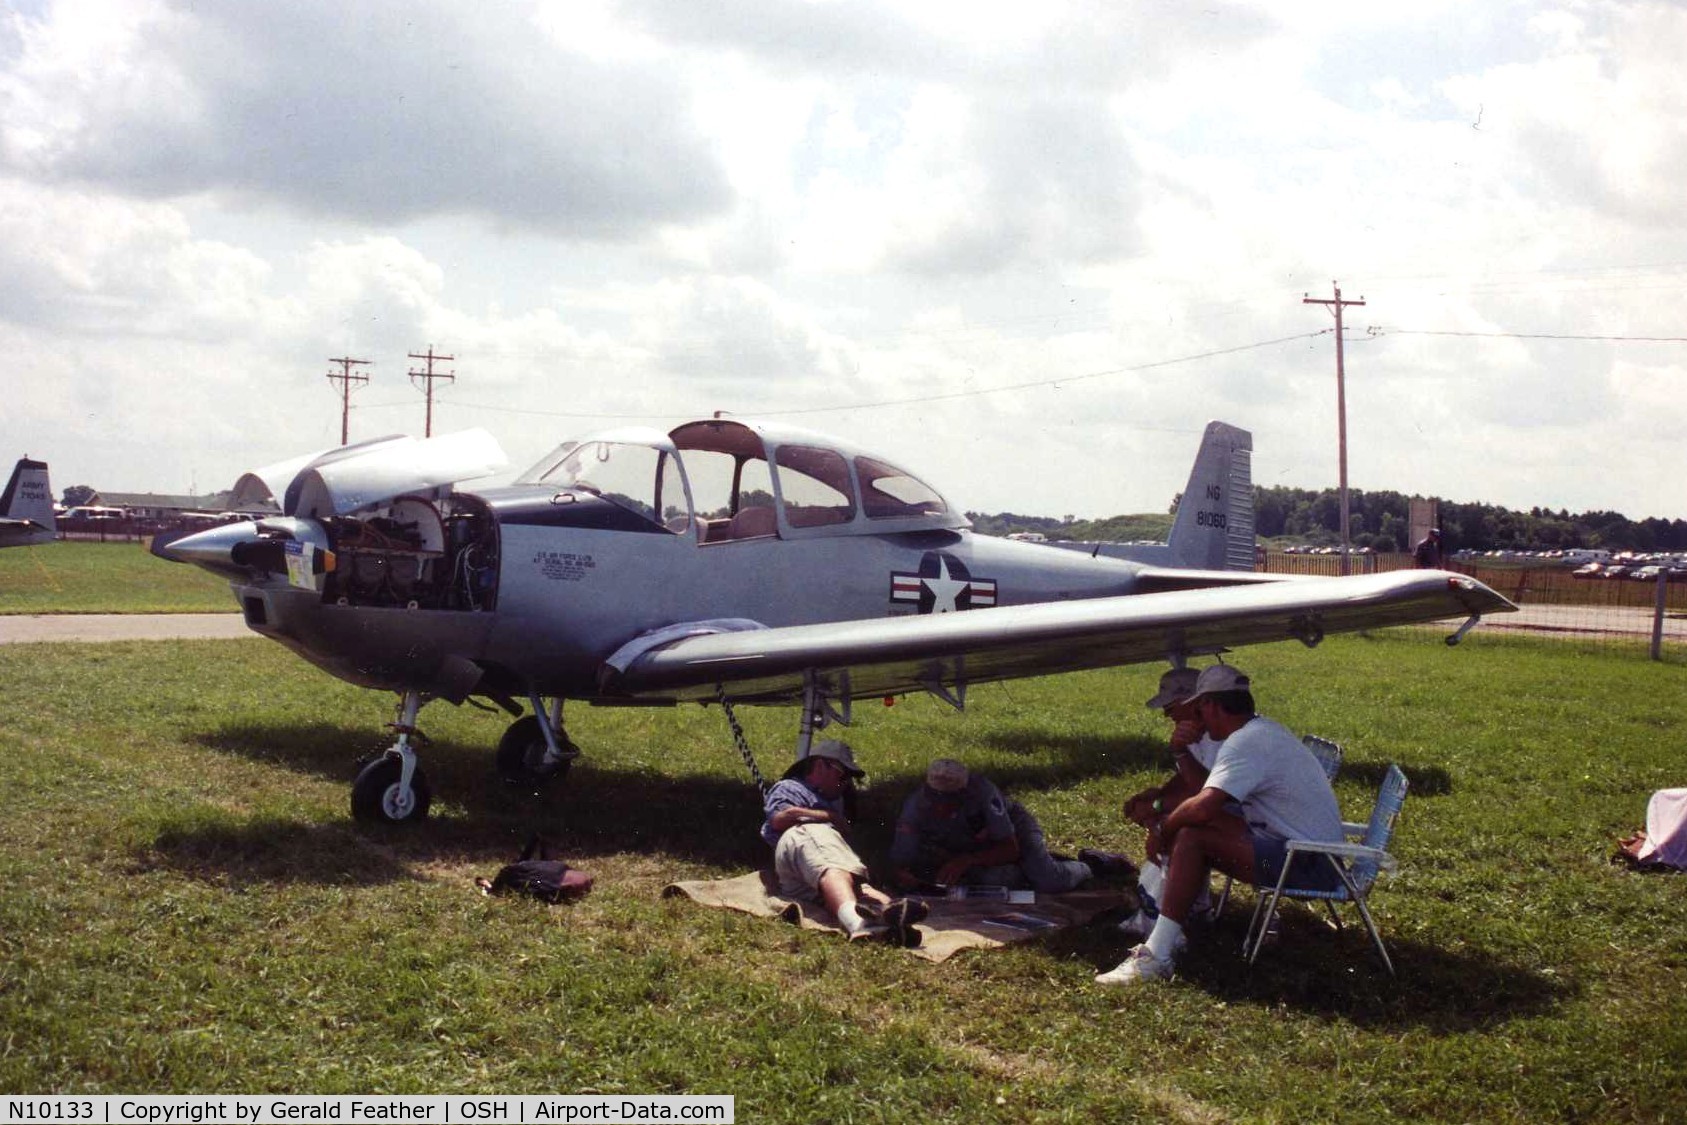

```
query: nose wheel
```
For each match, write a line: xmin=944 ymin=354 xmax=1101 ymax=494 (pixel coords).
xmin=350 ymin=690 xmax=433 ymax=824
xmin=351 ymin=753 xmax=433 ymax=823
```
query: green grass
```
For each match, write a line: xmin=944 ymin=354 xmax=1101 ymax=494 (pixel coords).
xmin=0 ymin=540 xmax=236 ymax=614
xmin=1 ymin=631 xmax=1685 ymax=1120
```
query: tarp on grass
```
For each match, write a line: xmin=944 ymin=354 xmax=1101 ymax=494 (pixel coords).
xmin=663 ymin=869 xmax=1133 ymax=963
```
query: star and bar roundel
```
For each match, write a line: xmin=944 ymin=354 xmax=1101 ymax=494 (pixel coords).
xmin=889 ymin=551 xmax=998 ymax=614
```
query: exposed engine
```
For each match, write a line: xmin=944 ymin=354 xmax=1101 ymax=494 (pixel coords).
xmin=322 ymin=493 xmax=500 ymax=610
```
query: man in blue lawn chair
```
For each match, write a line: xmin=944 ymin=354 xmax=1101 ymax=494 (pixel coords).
xmin=1096 ymin=664 xmax=1344 ymax=987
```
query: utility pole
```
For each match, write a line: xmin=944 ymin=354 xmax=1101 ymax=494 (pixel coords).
xmin=325 ymin=357 xmax=371 ymax=446
xmin=1303 ymin=282 xmax=1366 ymax=575
xmin=408 ymin=346 xmax=455 ymax=438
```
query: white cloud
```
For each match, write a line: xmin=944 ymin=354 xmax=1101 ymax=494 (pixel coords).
xmin=0 ymin=0 xmax=1682 ymax=525
xmin=0 ymin=0 xmax=732 ymax=236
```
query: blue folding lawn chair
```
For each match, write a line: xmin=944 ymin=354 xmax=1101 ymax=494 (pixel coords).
xmin=1242 ymin=763 xmax=1409 ymax=974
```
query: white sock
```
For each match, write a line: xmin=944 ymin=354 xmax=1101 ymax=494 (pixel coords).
xmin=838 ymin=902 xmax=867 ymax=934
xmin=1137 ymin=860 xmax=1165 ymax=901
xmin=1145 ymin=915 xmax=1184 ymax=963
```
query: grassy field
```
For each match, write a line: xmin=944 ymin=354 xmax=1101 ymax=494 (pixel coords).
xmin=0 ymin=540 xmax=235 ymax=614
xmin=1 ymin=628 xmax=1684 ymax=1120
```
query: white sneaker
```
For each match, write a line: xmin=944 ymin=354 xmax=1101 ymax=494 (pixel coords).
xmin=1095 ymin=946 xmax=1174 ymax=986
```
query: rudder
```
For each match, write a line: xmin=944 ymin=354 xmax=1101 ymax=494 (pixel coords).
xmin=1 ymin=458 xmax=55 ymax=544
xmin=1163 ymin=422 xmax=1254 ymax=570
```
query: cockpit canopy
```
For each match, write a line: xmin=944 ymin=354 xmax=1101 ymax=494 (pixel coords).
xmin=515 ymin=418 xmax=967 ymax=541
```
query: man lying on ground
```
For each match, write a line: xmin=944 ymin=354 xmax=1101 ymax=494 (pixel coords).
xmin=761 ymin=739 xmax=926 ymax=945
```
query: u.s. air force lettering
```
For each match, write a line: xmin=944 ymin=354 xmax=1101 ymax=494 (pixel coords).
xmin=533 ymin=551 xmax=594 ymax=581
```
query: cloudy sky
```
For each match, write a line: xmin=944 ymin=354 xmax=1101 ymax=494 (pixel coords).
xmin=3 ymin=0 xmax=1684 ymax=521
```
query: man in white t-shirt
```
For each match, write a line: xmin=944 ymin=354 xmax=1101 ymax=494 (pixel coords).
xmin=1097 ymin=664 xmax=1343 ymax=987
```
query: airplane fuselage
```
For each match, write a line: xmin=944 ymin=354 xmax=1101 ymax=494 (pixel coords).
xmin=229 ymin=488 xmax=1147 ymax=701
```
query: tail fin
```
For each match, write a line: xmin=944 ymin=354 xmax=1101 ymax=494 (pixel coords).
xmin=1162 ymin=421 xmax=1254 ymax=570
xmin=1050 ymin=422 xmax=1256 ymax=570
xmin=0 ymin=457 xmax=55 ymax=547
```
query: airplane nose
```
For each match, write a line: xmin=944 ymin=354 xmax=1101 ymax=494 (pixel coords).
xmin=150 ymin=521 xmax=267 ymax=580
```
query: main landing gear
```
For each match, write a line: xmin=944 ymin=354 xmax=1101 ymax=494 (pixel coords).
xmin=496 ymin=695 xmax=580 ymax=785
xmin=348 ymin=691 xmax=580 ymax=824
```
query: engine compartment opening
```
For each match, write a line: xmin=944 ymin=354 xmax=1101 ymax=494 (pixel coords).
xmin=322 ymin=492 xmax=500 ymax=610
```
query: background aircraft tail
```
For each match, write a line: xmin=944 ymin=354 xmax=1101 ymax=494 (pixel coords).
xmin=1055 ymin=421 xmax=1256 ymax=570
xmin=1160 ymin=421 xmax=1255 ymax=570
xmin=1 ymin=457 xmax=56 ymax=545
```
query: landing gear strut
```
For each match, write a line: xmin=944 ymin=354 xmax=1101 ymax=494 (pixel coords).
xmin=351 ymin=690 xmax=434 ymax=823
xmin=496 ymin=694 xmax=579 ymax=785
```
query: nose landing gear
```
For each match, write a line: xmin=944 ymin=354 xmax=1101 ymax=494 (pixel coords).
xmin=351 ymin=690 xmax=434 ymax=823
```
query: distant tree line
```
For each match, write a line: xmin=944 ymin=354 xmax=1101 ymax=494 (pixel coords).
xmin=1253 ymin=486 xmax=1687 ymax=553
xmin=972 ymin=487 xmax=1686 ymax=554
xmin=965 ymin=511 xmax=1173 ymax=542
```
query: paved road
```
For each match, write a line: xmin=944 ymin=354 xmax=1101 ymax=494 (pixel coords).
xmin=0 ymin=614 xmax=252 ymax=644
xmin=1481 ymin=603 xmax=1681 ymax=640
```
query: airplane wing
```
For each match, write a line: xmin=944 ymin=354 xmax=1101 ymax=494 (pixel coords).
xmin=604 ymin=570 xmax=1515 ymax=705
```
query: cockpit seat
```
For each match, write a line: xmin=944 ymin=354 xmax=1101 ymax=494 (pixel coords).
xmin=725 ymin=505 xmax=778 ymax=541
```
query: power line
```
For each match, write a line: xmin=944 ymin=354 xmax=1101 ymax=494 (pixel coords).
xmin=1369 ymin=327 xmax=1687 ymax=342
xmin=383 ymin=328 xmax=1332 ymax=423
xmin=325 ymin=357 xmax=371 ymax=446
xmin=1304 ymin=283 xmax=1366 ymax=575
xmin=407 ymin=347 xmax=455 ymax=437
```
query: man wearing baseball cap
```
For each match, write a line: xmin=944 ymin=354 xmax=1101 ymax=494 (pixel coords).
xmin=761 ymin=739 xmax=925 ymax=944
xmin=1117 ymin=666 xmax=1226 ymax=940
xmin=1097 ymin=664 xmax=1344 ymax=987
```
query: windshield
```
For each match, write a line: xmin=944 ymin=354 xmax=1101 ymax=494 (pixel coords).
xmin=516 ymin=440 xmax=679 ymax=529
xmin=856 ymin=456 xmax=949 ymax=519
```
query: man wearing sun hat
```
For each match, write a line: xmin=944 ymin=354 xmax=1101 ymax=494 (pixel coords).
xmin=761 ymin=739 xmax=926 ymax=943
xmin=1096 ymin=664 xmax=1343 ymax=987
xmin=887 ymin=758 xmax=1094 ymax=894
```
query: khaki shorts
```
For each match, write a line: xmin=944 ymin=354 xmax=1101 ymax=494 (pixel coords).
xmin=773 ymin=823 xmax=869 ymax=900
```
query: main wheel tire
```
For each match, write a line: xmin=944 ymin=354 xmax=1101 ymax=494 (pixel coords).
xmin=350 ymin=755 xmax=433 ymax=823
xmin=496 ymin=715 xmax=576 ymax=786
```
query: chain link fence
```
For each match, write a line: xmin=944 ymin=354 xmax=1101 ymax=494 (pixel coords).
xmin=1263 ymin=550 xmax=1687 ymax=662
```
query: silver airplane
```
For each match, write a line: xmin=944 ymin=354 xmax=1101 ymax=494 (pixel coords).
xmin=1 ymin=457 xmax=55 ymax=548
xmin=153 ymin=417 xmax=1515 ymax=823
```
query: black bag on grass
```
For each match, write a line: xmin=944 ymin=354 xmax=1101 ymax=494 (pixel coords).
xmin=483 ymin=835 xmax=594 ymax=903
